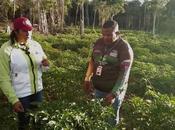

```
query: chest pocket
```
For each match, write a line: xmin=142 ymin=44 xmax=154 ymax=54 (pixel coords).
xmin=93 ymin=50 xmax=103 ymax=64
xmin=105 ymin=50 xmax=118 ymax=64
xmin=10 ymin=49 xmax=29 ymax=73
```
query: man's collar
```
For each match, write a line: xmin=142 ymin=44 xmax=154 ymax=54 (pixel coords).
xmin=113 ymin=36 xmax=120 ymax=43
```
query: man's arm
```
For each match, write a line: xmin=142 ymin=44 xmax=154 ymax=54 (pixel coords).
xmin=112 ymin=43 xmax=134 ymax=95
xmin=84 ymin=58 xmax=94 ymax=81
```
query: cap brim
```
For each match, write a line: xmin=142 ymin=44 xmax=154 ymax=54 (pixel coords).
xmin=22 ymin=26 xmax=33 ymax=31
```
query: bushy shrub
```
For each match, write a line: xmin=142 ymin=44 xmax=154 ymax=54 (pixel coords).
xmin=0 ymin=29 xmax=175 ymax=129
xmin=28 ymin=100 xmax=115 ymax=130
xmin=119 ymin=88 xmax=175 ymax=130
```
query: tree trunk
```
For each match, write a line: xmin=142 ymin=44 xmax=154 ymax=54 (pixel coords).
xmin=131 ymin=16 xmax=133 ymax=29
xmin=143 ymin=5 xmax=146 ymax=30
xmin=60 ymin=0 xmax=64 ymax=31
xmin=75 ymin=5 xmax=79 ymax=25
xmin=157 ymin=14 xmax=160 ymax=33
xmin=29 ymin=8 xmax=33 ymax=24
xmin=50 ymin=8 xmax=55 ymax=33
xmin=40 ymin=10 xmax=48 ymax=34
xmin=80 ymin=2 xmax=84 ymax=38
xmin=153 ymin=10 xmax=157 ymax=35
xmin=44 ymin=10 xmax=48 ymax=34
xmin=139 ymin=15 xmax=141 ymax=30
xmin=111 ymin=14 xmax=114 ymax=20
xmin=56 ymin=0 xmax=63 ymax=32
xmin=37 ymin=1 xmax=42 ymax=32
xmin=85 ymin=3 xmax=89 ymax=26
xmin=31 ymin=0 xmax=36 ymax=25
xmin=128 ymin=16 xmax=131 ymax=29
xmin=93 ymin=9 xmax=97 ymax=31
xmin=13 ymin=0 xmax=16 ymax=18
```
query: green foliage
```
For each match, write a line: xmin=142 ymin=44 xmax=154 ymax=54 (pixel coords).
xmin=0 ymin=33 xmax=9 ymax=46
xmin=119 ymin=88 xmax=175 ymax=130
xmin=0 ymin=102 xmax=17 ymax=129
xmin=0 ymin=29 xmax=175 ymax=129
xmin=28 ymin=100 xmax=115 ymax=130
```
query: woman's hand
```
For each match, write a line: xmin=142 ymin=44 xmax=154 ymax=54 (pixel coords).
xmin=13 ymin=101 xmax=24 ymax=113
xmin=42 ymin=59 xmax=49 ymax=66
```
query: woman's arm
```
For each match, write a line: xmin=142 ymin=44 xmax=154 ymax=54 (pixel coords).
xmin=0 ymin=47 xmax=19 ymax=105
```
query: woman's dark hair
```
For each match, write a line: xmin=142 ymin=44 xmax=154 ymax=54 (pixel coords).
xmin=10 ymin=30 xmax=18 ymax=45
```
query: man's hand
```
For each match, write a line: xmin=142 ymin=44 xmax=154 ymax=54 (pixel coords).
xmin=83 ymin=81 xmax=94 ymax=95
xmin=42 ymin=59 xmax=49 ymax=66
xmin=13 ymin=101 xmax=24 ymax=113
xmin=104 ymin=93 xmax=116 ymax=105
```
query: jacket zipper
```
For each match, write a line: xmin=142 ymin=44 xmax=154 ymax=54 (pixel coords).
xmin=25 ymin=51 xmax=37 ymax=94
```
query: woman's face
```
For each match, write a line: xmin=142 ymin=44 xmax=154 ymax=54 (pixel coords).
xmin=16 ymin=30 xmax=29 ymax=44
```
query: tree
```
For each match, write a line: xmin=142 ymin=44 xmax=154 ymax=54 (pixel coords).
xmin=91 ymin=0 xmax=99 ymax=30
xmin=124 ymin=0 xmax=142 ymax=29
xmin=158 ymin=0 xmax=175 ymax=33
xmin=74 ymin=0 xmax=86 ymax=37
xmin=0 ymin=0 xmax=12 ymax=21
xmin=150 ymin=0 xmax=169 ymax=35
xmin=80 ymin=1 xmax=84 ymax=37
xmin=95 ymin=0 xmax=125 ymax=26
xmin=142 ymin=0 xmax=152 ymax=31
xmin=165 ymin=0 xmax=175 ymax=17
xmin=107 ymin=0 xmax=125 ymax=20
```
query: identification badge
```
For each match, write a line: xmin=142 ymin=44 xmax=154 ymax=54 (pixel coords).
xmin=96 ymin=65 xmax=103 ymax=76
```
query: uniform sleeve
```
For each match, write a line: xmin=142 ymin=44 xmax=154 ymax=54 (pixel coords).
xmin=90 ymin=42 xmax=95 ymax=61
xmin=112 ymin=42 xmax=134 ymax=94
xmin=0 ymin=48 xmax=19 ymax=105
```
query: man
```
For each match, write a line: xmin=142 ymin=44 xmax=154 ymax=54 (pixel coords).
xmin=83 ymin=20 xmax=133 ymax=125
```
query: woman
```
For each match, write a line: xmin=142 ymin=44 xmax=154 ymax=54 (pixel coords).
xmin=0 ymin=17 xmax=49 ymax=130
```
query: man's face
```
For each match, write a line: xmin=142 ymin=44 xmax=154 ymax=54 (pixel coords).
xmin=102 ymin=27 xmax=116 ymax=44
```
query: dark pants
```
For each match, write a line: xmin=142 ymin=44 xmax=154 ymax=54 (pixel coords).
xmin=17 ymin=91 xmax=42 ymax=130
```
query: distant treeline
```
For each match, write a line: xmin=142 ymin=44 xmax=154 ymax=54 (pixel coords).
xmin=0 ymin=0 xmax=174 ymax=34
